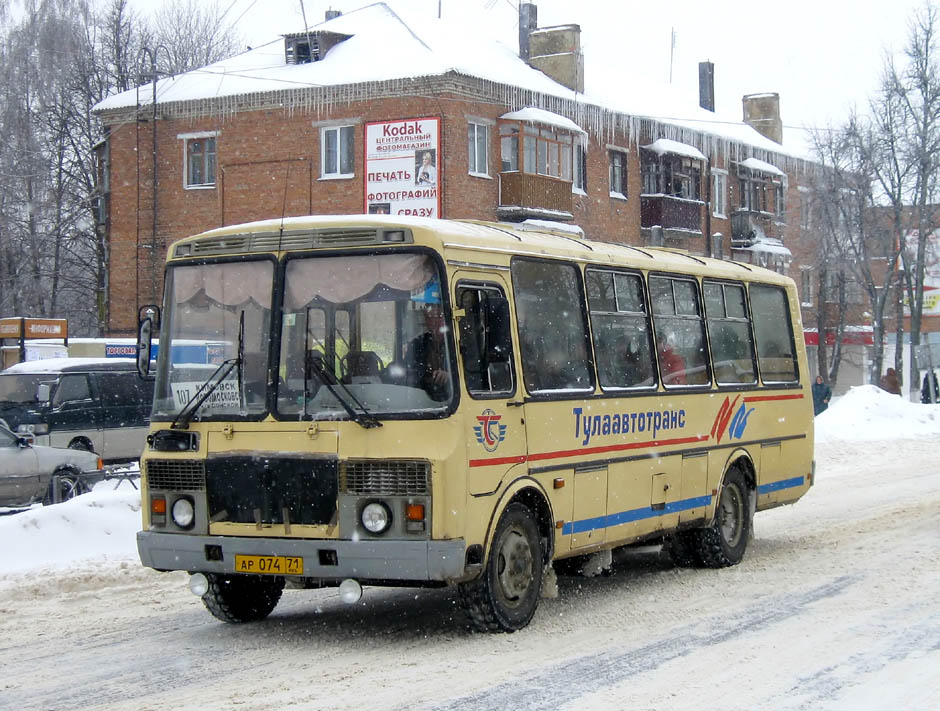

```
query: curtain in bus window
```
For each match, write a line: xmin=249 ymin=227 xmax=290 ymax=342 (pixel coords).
xmin=750 ymin=284 xmax=799 ymax=382
xmin=649 ymin=275 xmax=710 ymax=386
xmin=703 ymin=281 xmax=757 ymax=385
xmin=173 ymin=261 xmax=273 ymax=308
xmin=586 ymin=269 xmax=655 ymax=389
xmin=284 ymin=254 xmax=433 ymax=309
xmin=512 ymin=259 xmax=592 ymax=393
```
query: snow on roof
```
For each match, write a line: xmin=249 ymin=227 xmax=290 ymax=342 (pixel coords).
xmin=92 ymin=2 xmax=810 ymax=162
xmin=739 ymin=156 xmax=787 ymax=176
xmin=642 ymin=138 xmax=707 ymax=161
xmin=500 ymin=107 xmax=587 ymax=134
xmin=2 ymin=358 xmax=135 ymax=373
xmin=736 ymin=240 xmax=792 ymax=257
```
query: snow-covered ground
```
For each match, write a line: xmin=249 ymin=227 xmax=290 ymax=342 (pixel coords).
xmin=1 ymin=386 xmax=938 ymax=710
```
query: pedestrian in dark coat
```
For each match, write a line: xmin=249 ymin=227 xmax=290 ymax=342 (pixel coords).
xmin=879 ymin=368 xmax=901 ymax=395
xmin=921 ymin=370 xmax=939 ymax=404
xmin=812 ymin=375 xmax=831 ymax=416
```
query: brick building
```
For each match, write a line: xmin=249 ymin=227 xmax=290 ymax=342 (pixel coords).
xmin=93 ymin=2 xmax=818 ymax=336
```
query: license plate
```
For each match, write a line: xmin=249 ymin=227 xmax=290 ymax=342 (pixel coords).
xmin=234 ymin=555 xmax=303 ymax=575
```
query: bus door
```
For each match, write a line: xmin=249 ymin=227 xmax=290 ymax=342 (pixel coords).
xmin=453 ymin=278 xmax=527 ymax=497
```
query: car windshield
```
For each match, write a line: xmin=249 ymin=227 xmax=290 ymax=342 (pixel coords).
xmin=151 ymin=259 xmax=274 ymax=421
xmin=277 ymin=252 xmax=455 ymax=419
xmin=0 ymin=374 xmax=54 ymax=404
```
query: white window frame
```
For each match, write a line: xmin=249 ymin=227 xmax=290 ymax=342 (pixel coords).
xmin=572 ymin=140 xmax=587 ymax=195
xmin=178 ymin=131 xmax=219 ymax=190
xmin=608 ymin=145 xmax=627 ymax=200
xmin=799 ymin=266 xmax=813 ymax=307
xmin=467 ymin=117 xmax=493 ymax=178
xmin=319 ymin=123 xmax=356 ymax=180
xmin=711 ymin=168 xmax=727 ymax=218
xmin=799 ymin=186 xmax=813 ymax=230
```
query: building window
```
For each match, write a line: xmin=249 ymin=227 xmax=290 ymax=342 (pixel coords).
xmin=800 ymin=191 xmax=812 ymax=229
xmin=468 ymin=121 xmax=489 ymax=176
xmin=184 ymin=136 xmax=216 ymax=187
xmin=321 ymin=125 xmax=355 ymax=178
xmin=498 ymin=120 xmax=574 ymax=180
xmin=712 ymin=170 xmax=727 ymax=217
xmin=800 ymin=267 xmax=813 ymax=307
xmin=737 ymin=165 xmax=784 ymax=215
xmin=775 ymin=183 xmax=786 ymax=218
xmin=640 ymin=152 xmax=701 ymax=200
xmin=609 ymin=150 xmax=626 ymax=198
xmin=573 ymin=141 xmax=587 ymax=193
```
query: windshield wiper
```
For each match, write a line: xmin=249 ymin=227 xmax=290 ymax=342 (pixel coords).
xmin=171 ymin=311 xmax=245 ymax=430
xmin=305 ymin=354 xmax=382 ymax=429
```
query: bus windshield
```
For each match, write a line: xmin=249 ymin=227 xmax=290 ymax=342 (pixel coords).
xmin=152 ymin=259 xmax=274 ymax=420
xmin=276 ymin=252 xmax=455 ymax=418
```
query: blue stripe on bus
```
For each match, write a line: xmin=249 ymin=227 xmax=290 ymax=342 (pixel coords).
xmin=561 ymin=495 xmax=713 ymax=535
xmin=757 ymin=476 xmax=805 ymax=495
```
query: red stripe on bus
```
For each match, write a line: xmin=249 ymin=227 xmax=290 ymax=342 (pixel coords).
xmin=743 ymin=394 xmax=805 ymax=402
xmin=468 ymin=454 xmax=528 ymax=468
xmin=468 ymin=435 xmax=709 ymax=468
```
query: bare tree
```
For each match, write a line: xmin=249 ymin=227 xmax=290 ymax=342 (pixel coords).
xmin=152 ymin=0 xmax=242 ymax=75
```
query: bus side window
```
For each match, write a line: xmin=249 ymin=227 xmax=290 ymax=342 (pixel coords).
xmin=456 ymin=284 xmax=514 ymax=396
xmin=586 ymin=268 xmax=656 ymax=390
xmin=704 ymin=280 xmax=757 ymax=385
xmin=750 ymin=284 xmax=799 ymax=383
xmin=512 ymin=258 xmax=593 ymax=394
xmin=649 ymin=275 xmax=711 ymax=387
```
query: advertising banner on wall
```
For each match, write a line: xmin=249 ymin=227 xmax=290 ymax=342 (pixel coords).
xmin=364 ymin=117 xmax=441 ymax=218
xmin=903 ymin=229 xmax=940 ymax=317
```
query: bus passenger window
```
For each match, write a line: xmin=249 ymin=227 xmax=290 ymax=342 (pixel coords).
xmin=512 ymin=259 xmax=593 ymax=394
xmin=456 ymin=285 xmax=514 ymax=396
xmin=649 ymin=276 xmax=711 ymax=387
xmin=704 ymin=281 xmax=757 ymax=385
xmin=586 ymin=269 xmax=655 ymax=390
xmin=750 ymin=284 xmax=799 ymax=383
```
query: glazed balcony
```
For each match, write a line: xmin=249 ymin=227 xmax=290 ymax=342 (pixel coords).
xmin=640 ymin=194 xmax=703 ymax=234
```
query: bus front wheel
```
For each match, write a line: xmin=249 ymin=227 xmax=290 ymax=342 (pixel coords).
xmin=688 ymin=466 xmax=751 ymax=567
xmin=201 ymin=573 xmax=285 ymax=623
xmin=459 ymin=502 xmax=544 ymax=633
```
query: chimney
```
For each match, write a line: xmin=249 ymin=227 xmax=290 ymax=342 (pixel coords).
xmin=699 ymin=61 xmax=715 ymax=112
xmin=742 ymin=92 xmax=783 ymax=144
xmin=325 ymin=9 xmax=341 ymax=21
xmin=519 ymin=3 xmax=537 ymax=61
xmin=527 ymin=25 xmax=584 ymax=93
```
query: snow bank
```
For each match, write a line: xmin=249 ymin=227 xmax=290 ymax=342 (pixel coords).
xmin=815 ymin=384 xmax=940 ymax=442
xmin=0 ymin=485 xmax=141 ymax=576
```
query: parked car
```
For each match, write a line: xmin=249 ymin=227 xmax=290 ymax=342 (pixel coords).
xmin=0 ymin=358 xmax=154 ymax=463
xmin=0 ymin=423 xmax=101 ymax=507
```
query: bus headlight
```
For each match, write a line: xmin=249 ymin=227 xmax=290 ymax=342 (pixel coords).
xmin=171 ymin=497 xmax=195 ymax=529
xmin=361 ymin=501 xmax=392 ymax=534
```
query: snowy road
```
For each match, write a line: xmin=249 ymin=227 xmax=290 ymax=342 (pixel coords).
xmin=1 ymin=437 xmax=939 ymax=710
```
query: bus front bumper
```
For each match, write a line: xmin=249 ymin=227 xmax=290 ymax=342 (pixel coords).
xmin=137 ymin=531 xmax=467 ymax=583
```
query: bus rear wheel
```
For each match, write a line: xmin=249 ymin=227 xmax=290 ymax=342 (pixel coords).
xmin=688 ymin=466 xmax=750 ymax=568
xmin=459 ymin=502 xmax=544 ymax=633
xmin=201 ymin=573 xmax=285 ymax=623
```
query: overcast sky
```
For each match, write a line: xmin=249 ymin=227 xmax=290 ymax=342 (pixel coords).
xmin=144 ymin=0 xmax=929 ymax=130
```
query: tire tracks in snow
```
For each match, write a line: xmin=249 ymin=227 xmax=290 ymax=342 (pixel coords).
xmin=410 ymin=574 xmax=863 ymax=711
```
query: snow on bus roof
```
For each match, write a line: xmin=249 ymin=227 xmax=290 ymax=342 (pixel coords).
xmin=2 ymin=358 xmax=136 ymax=373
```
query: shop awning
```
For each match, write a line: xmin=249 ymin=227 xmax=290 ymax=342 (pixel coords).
xmin=642 ymin=138 xmax=706 ymax=161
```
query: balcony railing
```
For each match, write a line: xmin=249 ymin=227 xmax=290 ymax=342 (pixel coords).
xmin=731 ymin=209 xmax=782 ymax=244
xmin=640 ymin=194 xmax=703 ymax=233
xmin=498 ymin=172 xmax=572 ymax=219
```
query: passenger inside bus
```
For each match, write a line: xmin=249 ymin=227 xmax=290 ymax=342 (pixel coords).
xmin=656 ymin=332 xmax=687 ymax=385
xmin=405 ymin=303 xmax=451 ymax=401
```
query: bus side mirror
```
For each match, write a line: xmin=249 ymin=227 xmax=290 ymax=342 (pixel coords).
xmin=483 ymin=296 xmax=511 ymax=362
xmin=137 ymin=305 xmax=160 ymax=380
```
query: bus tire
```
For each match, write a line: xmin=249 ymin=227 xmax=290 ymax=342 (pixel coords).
xmin=201 ymin=573 xmax=285 ymax=623
xmin=688 ymin=466 xmax=750 ymax=568
xmin=459 ymin=502 xmax=543 ymax=633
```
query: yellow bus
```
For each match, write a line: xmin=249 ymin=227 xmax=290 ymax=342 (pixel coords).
xmin=136 ymin=215 xmax=814 ymax=632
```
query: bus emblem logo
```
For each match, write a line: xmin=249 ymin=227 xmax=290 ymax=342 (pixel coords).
xmin=474 ymin=409 xmax=507 ymax=452
xmin=711 ymin=395 xmax=754 ymax=442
